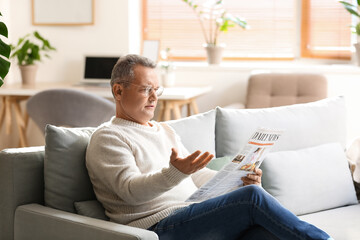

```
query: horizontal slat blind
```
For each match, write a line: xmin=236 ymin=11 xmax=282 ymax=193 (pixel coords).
xmin=301 ymin=0 xmax=352 ymax=59
xmin=144 ymin=0 xmax=296 ymax=60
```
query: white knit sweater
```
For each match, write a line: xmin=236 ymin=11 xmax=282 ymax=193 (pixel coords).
xmin=86 ymin=117 xmax=216 ymax=229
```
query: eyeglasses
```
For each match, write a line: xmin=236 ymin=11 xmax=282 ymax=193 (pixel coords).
xmin=129 ymin=83 xmax=164 ymax=97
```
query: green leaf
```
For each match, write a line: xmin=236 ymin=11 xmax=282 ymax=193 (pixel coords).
xmin=0 ymin=56 xmax=10 ymax=79
xmin=345 ymin=6 xmax=360 ymax=17
xmin=0 ymin=22 xmax=8 ymax=38
xmin=357 ymin=0 xmax=360 ymax=6
xmin=0 ymin=38 xmax=10 ymax=58
xmin=340 ymin=1 xmax=360 ymax=18
xmin=356 ymin=22 xmax=360 ymax=35
xmin=0 ymin=79 xmax=3 ymax=87
xmin=340 ymin=1 xmax=356 ymax=8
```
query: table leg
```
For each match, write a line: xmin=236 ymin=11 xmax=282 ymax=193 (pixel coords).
xmin=187 ymin=103 xmax=192 ymax=117
xmin=5 ymin=96 xmax=12 ymax=134
xmin=12 ymin=97 xmax=28 ymax=147
xmin=157 ymin=101 xmax=165 ymax=121
xmin=172 ymin=102 xmax=182 ymax=119
xmin=163 ymin=102 xmax=172 ymax=121
xmin=190 ymin=98 xmax=199 ymax=115
xmin=0 ymin=96 xmax=5 ymax=130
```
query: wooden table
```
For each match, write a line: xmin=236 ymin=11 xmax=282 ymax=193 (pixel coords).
xmin=0 ymin=82 xmax=211 ymax=147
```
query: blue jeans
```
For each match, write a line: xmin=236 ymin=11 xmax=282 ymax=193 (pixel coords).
xmin=148 ymin=185 xmax=331 ymax=240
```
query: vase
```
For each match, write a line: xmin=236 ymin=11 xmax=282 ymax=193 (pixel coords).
xmin=19 ymin=65 xmax=38 ymax=86
xmin=161 ymin=71 xmax=176 ymax=87
xmin=354 ymin=43 xmax=360 ymax=66
xmin=204 ymin=44 xmax=225 ymax=65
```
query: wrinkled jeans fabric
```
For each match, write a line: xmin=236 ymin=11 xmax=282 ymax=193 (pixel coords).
xmin=148 ymin=185 xmax=331 ymax=240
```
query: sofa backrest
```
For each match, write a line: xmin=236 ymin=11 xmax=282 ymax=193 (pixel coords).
xmin=215 ymin=96 xmax=346 ymax=157
xmin=167 ymin=109 xmax=216 ymax=156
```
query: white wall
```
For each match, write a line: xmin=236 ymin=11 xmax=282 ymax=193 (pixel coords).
xmin=7 ymin=0 xmax=136 ymax=85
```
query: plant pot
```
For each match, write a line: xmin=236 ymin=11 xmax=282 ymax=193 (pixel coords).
xmin=354 ymin=43 xmax=360 ymax=66
xmin=204 ymin=44 xmax=225 ymax=65
xmin=161 ymin=71 xmax=176 ymax=87
xmin=19 ymin=65 xmax=38 ymax=86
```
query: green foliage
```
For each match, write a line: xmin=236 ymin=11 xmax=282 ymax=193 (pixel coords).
xmin=340 ymin=1 xmax=360 ymax=36
xmin=0 ymin=11 xmax=11 ymax=87
xmin=10 ymin=31 xmax=56 ymax=66
xmin=182 ymin=0 xmax=248 ymax=45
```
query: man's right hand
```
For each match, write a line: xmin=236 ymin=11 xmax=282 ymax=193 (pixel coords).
xmin=170 ymin=148 xmax=214 ymax=174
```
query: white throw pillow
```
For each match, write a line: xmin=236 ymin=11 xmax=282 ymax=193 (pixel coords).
xmin=167 ymin=110 xmax=216 ymax=156
xmin=215 ymin=96 xmax=346 ymax=157
xmin=261 ymin=142 xmax=357 ymax=216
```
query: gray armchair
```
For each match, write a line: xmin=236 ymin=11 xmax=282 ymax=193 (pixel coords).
xmin=26 ymin=88 xmax=116 ymax=134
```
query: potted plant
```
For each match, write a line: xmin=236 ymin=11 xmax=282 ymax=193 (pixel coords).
xmin=182 ymin=0 xmax=248 ymax=64
xmin=0 ymin=12 xmax=11 ymax=87
xmin=10 ymin=31 xmax=56 ymax=85
xmin=340 ymin=0 xmax=360 ymax=65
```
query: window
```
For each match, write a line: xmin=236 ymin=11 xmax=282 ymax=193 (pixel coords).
xmin=301 ymin=0 xmax=352 ymax=59
xmin=143 ymin=0 xmax=352 ymax=60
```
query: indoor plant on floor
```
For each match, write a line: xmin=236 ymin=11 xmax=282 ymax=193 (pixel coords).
xmin=10 ymin=31 xmax=56 ymax=86
xmin=182 ymin=0 xmax=248 ymax=64
xmin=340 ymin=0 xmax=360 ymax=65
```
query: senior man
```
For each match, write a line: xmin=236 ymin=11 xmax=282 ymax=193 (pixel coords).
xmin=86 ymin=54 xmax=332 ymax=240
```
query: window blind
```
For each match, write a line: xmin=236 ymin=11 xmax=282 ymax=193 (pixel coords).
xmin=144 ymin=0 xmax=352 ymax=60
xmin=301 ymin=0 xmax=352 ymax=59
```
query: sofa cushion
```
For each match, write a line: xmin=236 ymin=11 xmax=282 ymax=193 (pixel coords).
xmin=167 ymin=109 xmax=216 ymax=156
xmin=261 ymin=142 xmax=357 ymax=216
xmin=215 ymin=96 xmax=346 ymax=157
xmin=74 ymin=200 xmax=109 ymax=221
xmin=299 ymin=204 xmax=360 ymax=240
xmin=44 ymin=125 xmax=96 ymax=213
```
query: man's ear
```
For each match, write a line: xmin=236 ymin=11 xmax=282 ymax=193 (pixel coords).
xmin=113 ymin=84 xmax=123 ymax=100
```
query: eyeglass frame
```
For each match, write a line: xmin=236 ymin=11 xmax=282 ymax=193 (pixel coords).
xmin=122 ymin=82 xmax=164 ymax=97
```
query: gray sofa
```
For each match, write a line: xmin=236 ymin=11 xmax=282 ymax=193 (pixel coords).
xmin=1 ymin=96 xmax=359 ymax=240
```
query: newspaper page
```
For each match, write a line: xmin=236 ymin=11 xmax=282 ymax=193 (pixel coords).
xmin=186 ymin=127 xmax=284 ymax=202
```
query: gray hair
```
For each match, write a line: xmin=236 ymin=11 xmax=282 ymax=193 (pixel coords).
xmin=110 ymin=54 xmax=156 ymax=96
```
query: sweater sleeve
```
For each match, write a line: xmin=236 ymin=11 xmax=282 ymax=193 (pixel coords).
xmin=86 ymin=127 xmax=189 ymax=205
xmin=191 ymin=167 xmax=217 ymax=188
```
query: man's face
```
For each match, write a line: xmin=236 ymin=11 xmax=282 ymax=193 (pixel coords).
xmin=115 ymin=65 xmax=160 ymax=125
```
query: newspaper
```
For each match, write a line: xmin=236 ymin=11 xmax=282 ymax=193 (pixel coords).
xmin=186 ymin=127 xmax=284 ymax=202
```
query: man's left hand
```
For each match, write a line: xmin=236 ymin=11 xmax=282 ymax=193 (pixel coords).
xmin=241 ymin=168 xmax=262 ymax=186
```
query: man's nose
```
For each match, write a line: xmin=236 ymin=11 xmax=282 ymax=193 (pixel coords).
xmin=148 ymin=89 xmax=157 ymax=101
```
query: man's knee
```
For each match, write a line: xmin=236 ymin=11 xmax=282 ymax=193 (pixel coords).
xmin=240 ymin=185 xmax=266 ymax=202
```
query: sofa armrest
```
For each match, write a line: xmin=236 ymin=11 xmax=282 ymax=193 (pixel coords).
xmin=0 ymin=146 xmax=45 ymax=240
xmin=14 ymin=204 xmax=158 ymax=240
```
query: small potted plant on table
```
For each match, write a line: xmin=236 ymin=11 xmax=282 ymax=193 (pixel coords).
xmin=10 ymin=31 xmax=56 ymax=86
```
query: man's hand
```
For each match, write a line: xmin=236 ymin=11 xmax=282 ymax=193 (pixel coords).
xmin=242 ymin=168 xmax=262 ymax=186
xmin=170 ymin=148 xmax=214 ymax=174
